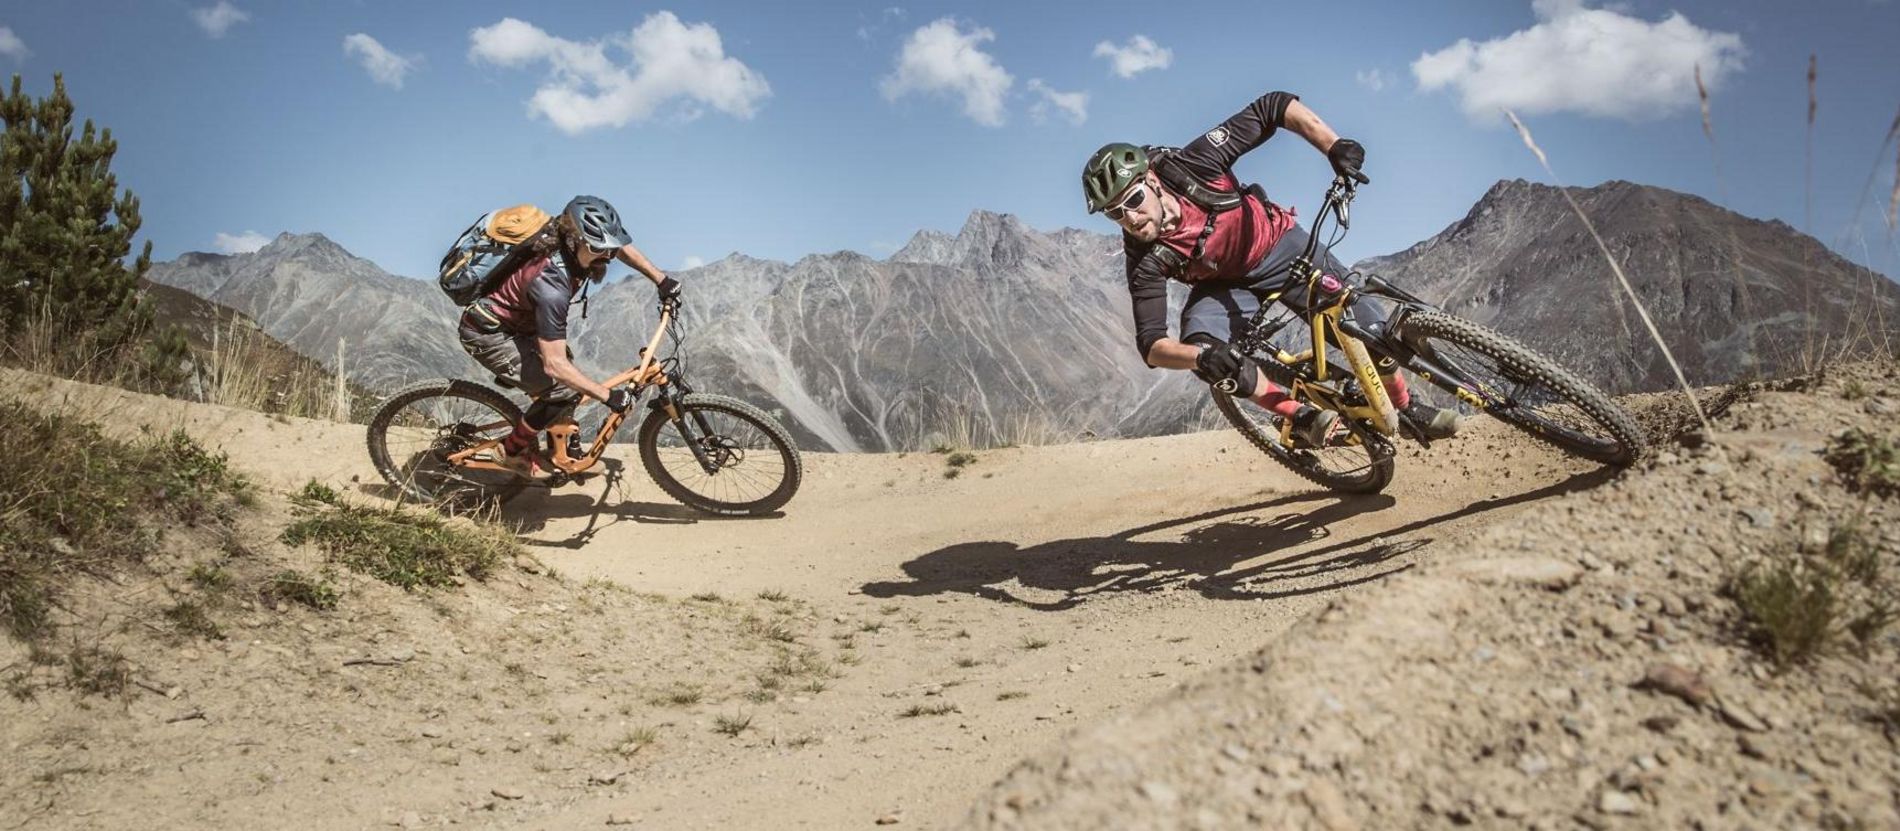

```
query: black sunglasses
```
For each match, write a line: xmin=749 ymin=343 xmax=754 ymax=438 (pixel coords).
xmin=1104 ymin=183 xmax=1148 ymax=220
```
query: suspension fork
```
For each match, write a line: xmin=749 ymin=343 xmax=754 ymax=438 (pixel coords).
xmin=653 ymin=383 xmax=725 ymax=475
xmin=1308 ymin=287 xmax=1398 ymax=435
xmin=1340 ymin=314 xmax=1500 ymax=412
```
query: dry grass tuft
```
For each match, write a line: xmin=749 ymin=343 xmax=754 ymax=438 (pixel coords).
xmin=898 ymin=701 xmax=959 ymax=718
xmin=0 ymin=397 xmax=250 ymax=643
xmin=1731 ymin=513 xmax=1897 ymax=669
xmin=1824 ymin=429 xmax=1900 ymax=497
xmin=712 ymin=711 xmax=753 ymax=737
xmin=279 ymin=496 xmax=513 ymax=590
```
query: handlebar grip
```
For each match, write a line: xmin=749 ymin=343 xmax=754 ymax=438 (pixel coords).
xmin=1341 ymin=165 xmax=1371 ymax=186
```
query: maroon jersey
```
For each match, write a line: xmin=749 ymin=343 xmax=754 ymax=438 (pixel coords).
xmin=481 ymin=251 xmax=581 ymax=341
xmin=1125 ymin=90 xmax=1302 ymax=362
xmin=1152 ymin=169 xmax=1296 ymax=282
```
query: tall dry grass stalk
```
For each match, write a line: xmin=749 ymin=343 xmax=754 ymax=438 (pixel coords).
xmin=202 ymin=317 xmax=338 ymax=419
xmin=2 ymin=303 xmax=146 ymax=389
xmin=1846 ymin=106 xmax=1898 ymax=232
xmin=332 ymin=338 xmax=352 ymax=423
xmin=1890 ymin=140 xmax=1899 ymax=233
xmin=1695 ymin=64 xmax=1726 ymax=201
xmin=1503 ymin=109 xmax=1711 ymax=432
xmin=1807 ymin=54 xmax=1818 ymax=235
xmin=899 ymin=399 xmax=1087 ymax=451
xmin=1692 ymin=62 xmax=1760 ymax=361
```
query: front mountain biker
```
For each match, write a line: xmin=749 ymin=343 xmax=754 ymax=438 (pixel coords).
xmin=1083 ymin=91 xmax=1461 ymax=448
xmin=457 ymin=195 xmax=681 ymax=478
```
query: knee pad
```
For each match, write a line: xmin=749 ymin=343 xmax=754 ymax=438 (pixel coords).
xmin=523 ymin=397 xmax=577 ymax=431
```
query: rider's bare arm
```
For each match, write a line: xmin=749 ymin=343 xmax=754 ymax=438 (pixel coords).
xmin=1279 ymin=99 xmax=1344 ymax=158
xmin=1144 ymin=338 xmax=1203 ymax=370
xmin=537 ymin=337 xmax=613 ymax=403
xmin=610 ymin=243 xmax=668 ymax=287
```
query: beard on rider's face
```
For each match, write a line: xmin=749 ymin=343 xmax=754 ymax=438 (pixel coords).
xmin=1115 ymin=177 xmax=1166 ymax=242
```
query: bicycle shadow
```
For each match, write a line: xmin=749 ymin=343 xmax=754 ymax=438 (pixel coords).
xmin=860 ymin=469 xmax=1612 ymax=610
xmin=505 ymin=458 xmax=784 ymax=550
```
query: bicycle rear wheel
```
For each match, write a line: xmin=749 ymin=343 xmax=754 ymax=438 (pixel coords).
xmin=1213 ymin=390 xmax=1396 ymax=494
xmin=638 ymin=393 xmax=802 ymax=515
xmin=367 ymin=380 xmax=528 ymax=509
xmin=1400 ymin=311 xmax=1645 ymax=466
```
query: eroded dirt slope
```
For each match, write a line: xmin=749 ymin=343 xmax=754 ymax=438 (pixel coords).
xmin=965 ymin=372 xmax=1900 ymax=830
xmin=2 ymin=368 xmax=1632 ymax=829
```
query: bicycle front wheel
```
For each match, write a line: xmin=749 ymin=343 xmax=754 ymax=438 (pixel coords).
xmin=638 ymin=393 xmax=802 ymax=515
xmin=366 ymin=380 xmax=528 ymax=509
xmin=1401 ymin=311 xmax=1645 ymax=466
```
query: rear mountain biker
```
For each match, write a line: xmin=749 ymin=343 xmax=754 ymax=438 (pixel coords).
xmin=457 ymin=195 xmax=682 ymax=478
xmin=1083 ymin=91 xmax=1461 ymax=448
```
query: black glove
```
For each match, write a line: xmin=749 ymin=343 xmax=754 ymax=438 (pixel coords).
xmin=656 ymin=276 xmax=682 ymax=302
xmin=1327 ymin=138 xmax=1369 ymax=184
xmin=1193 ymin=343 xmax=1257 ymax=398
xmin=604 ymin=387 xmax=634 ymax=414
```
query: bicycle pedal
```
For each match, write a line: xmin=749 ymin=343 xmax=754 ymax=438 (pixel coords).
xmin=1395 ymin=412 xmax=1434 ymax=447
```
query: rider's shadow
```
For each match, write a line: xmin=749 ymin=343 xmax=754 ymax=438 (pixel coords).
xmin=861 ymin=492 xmax=1408 ymax=610
xmin=507 ymin=458 xmax=710 ymax=549
xmin=861 ymin=470 xmax=1611 ymax=610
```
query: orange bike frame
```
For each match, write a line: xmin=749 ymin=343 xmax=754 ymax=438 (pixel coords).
xmin=446 ymin=307 xmax=677 ymax=476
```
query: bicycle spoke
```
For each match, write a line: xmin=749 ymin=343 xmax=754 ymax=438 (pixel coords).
xmin=645 ymin=405 xmax=789 ymax=509
xmin=378 ymin=390 xmax=520 ymax=506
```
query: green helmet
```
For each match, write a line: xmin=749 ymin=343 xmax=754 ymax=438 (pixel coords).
xmin=1081 ymin=142 xmax=1149 ymax=214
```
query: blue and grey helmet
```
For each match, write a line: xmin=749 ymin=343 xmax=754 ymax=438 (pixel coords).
xmin=562 ymin=195 xmax=632 ymax=251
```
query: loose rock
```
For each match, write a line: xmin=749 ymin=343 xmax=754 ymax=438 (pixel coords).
xmin=1637 ymin=663 xmax=1712 ymax=708
xmin=1599 ymin=790 xmax=1640 ymax=815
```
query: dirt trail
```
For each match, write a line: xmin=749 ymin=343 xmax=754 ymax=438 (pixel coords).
xmin=1 ymin=370 xmax=1604 ymax=829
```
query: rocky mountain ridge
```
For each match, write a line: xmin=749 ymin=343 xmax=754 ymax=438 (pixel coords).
xmin=145 ymin=183 xmax=1898 ymax=451
xmin=1357 ymin=179 xmax=1900 ymax=392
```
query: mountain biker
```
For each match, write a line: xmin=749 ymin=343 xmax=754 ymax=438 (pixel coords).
xmin=457 ymin=195 xmax=681 ymax=477
xmin=1083 ymin=91 xmax=1460 ymax=447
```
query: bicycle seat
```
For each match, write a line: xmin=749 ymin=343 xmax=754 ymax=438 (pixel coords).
xmin=493 ymin=375 xmax=519 ymax=390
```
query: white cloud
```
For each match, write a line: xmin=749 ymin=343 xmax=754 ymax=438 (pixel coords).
xmin=681 ymin=255 xmax=706 ymax=269
xmin=192 ymin=2 xmax=249 ymax=39
xmin=856 ymin=7 xmax=907 ymax=42
xmin=469 ymin=13 xmax=770 ymax=134
xmin=1092 ymin=35 xmax=1172 ymax=79
xmin=213 ymin=231 xmax=269 ymax=254
xmin=880 ymin=18 xmax=1013 ymax=127
xmin=1355 ymin=68 xmax=1387 ymax=93
xmin=1027 ymin=79 xmax=1087 ymax=126
xmin=1413 ymin=0 xmax=1744 ymax=122
xmin=343 ymin=34 xmax=417 ymax=90
xmin=0 ymin=27 xmax=28 ymax=62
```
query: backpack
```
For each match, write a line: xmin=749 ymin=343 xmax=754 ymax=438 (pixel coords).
xmin=1141 ymin=146 xmax=1269 ymax=277
xmin=1144 ymin=146 xmax=1254 ymax=213
xmin=437 ymin=204 xmax=551 ymax=306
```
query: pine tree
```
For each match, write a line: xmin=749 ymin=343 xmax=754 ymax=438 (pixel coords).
xmin=0 ymin=74 xmax=154 ymax=351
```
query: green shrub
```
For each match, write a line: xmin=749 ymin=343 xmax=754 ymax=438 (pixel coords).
xmin=1824 ymin=428 xmax=1899 ymax=497
xmin=263 ymin=570 xmax=339 ymax=611
xmin=280 ymin=501 xmax=514 ymax=590
xmin=298 ymin=480 xmax=341 ymax=506
xmin=0 ymin=398 xmax=249 ymax=642
xmin=1733 ymin=558 xmax=1838 ymax=668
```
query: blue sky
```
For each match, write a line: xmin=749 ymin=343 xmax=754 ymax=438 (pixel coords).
xmin=4 ymin=0 xmax=1898 ymax=279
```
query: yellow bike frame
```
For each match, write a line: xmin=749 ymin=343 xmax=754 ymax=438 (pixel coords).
xmin=1258 ymin=266 xmax=1399 ymax=446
